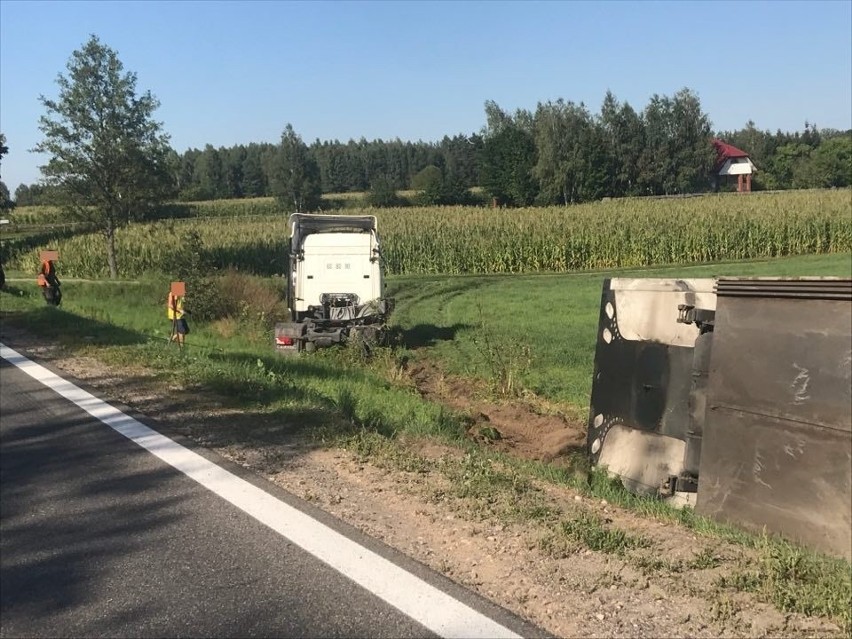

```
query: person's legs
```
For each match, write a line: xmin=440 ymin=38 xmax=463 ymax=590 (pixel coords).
xmin=176 ymin=318 xmax=188 ymax=348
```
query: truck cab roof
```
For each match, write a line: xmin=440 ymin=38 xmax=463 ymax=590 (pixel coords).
xmin=288 ymin=213 xmax=377 ymax=237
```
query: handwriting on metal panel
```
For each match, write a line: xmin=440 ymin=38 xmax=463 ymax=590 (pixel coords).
xmin=790 ymin=363 xmax=811 ymax=405
xmin=752 ymin=450 xmax=773 ymax=490
xmin=783 ymin=439 xmax=806 ymax=459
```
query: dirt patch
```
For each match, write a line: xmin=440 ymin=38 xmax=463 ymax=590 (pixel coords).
xmin=1 ymin=325 xmax=844 ymax=639
xmin=409 ymin=360 xmax=587 ymax=463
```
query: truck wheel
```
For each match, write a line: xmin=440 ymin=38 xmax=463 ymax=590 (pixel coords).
xmin=304 ymin=341 xmax=316 ymax=353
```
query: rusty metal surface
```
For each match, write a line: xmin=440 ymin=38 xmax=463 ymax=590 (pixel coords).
xmin=696 ymin=282 xmax=852 ymax=558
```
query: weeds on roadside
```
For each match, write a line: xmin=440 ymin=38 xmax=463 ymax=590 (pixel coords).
xmin=471 ymin=301 xmax=532 ymax=397
xmin=538 ymin=532 xmax=575 ymax=559
xmin=688 ymin=547 xmax=722 ymax=570
xmin=710 ymin=595 xmax=740 ymax=623
xmin=443 ymin=450 xmax=534 ymax=510
xmin=631 ymin=554 xmax=684 ymax=575
xmin=342 ymin=429 xmax=434 ymax=474
xmin=558 ymin=512 xmax=650 ymax=555
xmin=718 ymin=536 xmax=852 ymax=633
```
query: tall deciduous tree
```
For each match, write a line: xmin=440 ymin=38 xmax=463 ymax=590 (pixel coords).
xmin=599 ymin=91 xmax=644 ymax=197
xmin=669 ymin=88 xmax=715 ymax=193
xmin=34 ymin=35 xmax=173 ymax=277
xmin=534 ymin=99 xmax=608 ymax=204
xmin=480 ymin=101 xmax=538 ymax=206
xmin=811 ymin=135 xmax=852 ymax=187
xmin=14 ymin=184 xmax=32 ymax=206
xmin=638 ymin=94 xmax=676 ymax=195
xmin=638 ymin=89 xmax=714 ymax=195
xmin=270 ymin=124 xmax=322 ymax=212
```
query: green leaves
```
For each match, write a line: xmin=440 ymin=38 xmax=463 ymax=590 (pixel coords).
xmin=480 ymin=120 xmax=538 ymax=207
xmin=34 ymin=35 xmax=173 ymax=277
xmin=269 ymin=124 xmax=322 ymax=213
xmin=482 ymin=88 xmax=716 ymax=204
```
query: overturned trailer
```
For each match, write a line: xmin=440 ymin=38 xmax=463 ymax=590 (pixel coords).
xmin=587 ymin=277 xmax=852 ymax=558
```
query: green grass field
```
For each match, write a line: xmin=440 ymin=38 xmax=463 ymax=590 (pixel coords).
xmin=388 ymin=252 xmax=852 ymax=411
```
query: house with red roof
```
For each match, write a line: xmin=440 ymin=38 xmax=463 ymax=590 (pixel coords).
xmin=712 ymin=139 xmax=757 ymax=192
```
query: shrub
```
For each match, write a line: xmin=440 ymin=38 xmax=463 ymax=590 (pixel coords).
xmin=366 ymin=177 xmax=404 ymax=208
xmin=410 ymin=165 xmax=443 ymax=191
xmin=216 ymin=268 xmax=288 ymax=327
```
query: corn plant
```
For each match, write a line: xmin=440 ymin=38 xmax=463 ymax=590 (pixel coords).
xmin=7 ymin=189 xmax=851 ymax=278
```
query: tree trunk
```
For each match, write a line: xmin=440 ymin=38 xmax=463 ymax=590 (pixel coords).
xmin=105 ymin=222 xmax=118 ymax=279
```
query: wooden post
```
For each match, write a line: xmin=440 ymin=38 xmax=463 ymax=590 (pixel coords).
xmin=737 ymin=175 xmax=744 ymax=193
xmin=745 ymin=174 xmax=752 ymax=192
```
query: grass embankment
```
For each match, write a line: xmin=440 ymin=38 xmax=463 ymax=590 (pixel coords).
xmin=2 ymin=252 xmax=850 ymax=630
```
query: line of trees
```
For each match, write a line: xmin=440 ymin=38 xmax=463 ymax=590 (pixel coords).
xmin=12 ymin=131 xmax=484 ymax=208
xmin=154 ymin=132 xmax=482 ymax=205
xmin=478 ymin=90 xmax=850 ymax=206
xmin=13 ymin=100 xmax=850 ymax=210
xmin=716 ymin=121 xmax=851 ymax=191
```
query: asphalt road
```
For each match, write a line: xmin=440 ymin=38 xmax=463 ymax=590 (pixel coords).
xmin=0 ymin=353 xmax=542 ymax=638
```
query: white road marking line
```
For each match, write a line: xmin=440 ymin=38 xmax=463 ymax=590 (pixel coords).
xmin=0 ymin=343 xmax=523 ymax=639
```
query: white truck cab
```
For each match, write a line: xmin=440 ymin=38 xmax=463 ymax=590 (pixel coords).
xmin=275 ymin=213 xmax=393 ymax=353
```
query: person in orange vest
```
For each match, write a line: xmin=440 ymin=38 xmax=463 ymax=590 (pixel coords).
xmin=37 ymin=259 xmax=62 ymax=306
xmin=167 ymin=289 xmax=190 ymax=348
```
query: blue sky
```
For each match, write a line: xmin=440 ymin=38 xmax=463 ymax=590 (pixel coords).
xmin=1 ymin=0 xmax=850 ymax=191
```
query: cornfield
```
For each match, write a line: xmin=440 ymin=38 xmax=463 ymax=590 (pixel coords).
xmin=6 ymin=190 xmax=851 ymax=279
